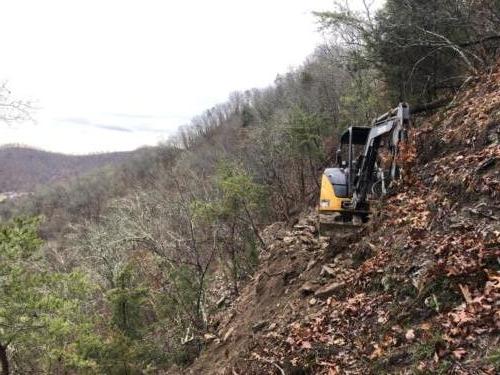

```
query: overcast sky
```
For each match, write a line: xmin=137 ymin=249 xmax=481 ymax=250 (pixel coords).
xmin=0 ymin=0 xmax=383 ymax=154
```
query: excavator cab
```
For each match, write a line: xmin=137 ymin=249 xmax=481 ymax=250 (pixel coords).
xmin=319 ymin=126 xmax=371 ymax=230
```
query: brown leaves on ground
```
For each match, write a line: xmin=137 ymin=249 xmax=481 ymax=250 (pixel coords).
xmin=418 ymin=68 xmax=500 ymax=153
xmin=185 ymin=65 xmax=500 ymax=375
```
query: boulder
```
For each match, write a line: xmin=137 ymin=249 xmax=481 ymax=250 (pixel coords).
xmin=300 ymin=281 xmax=318 ymax=295
xmin=252 ymin=320 xmax=268 ymax=333
xmin=314 ymin=282 xmax=345 ymax=299
xmin=320 ymin=265 xmax=336 ymax=277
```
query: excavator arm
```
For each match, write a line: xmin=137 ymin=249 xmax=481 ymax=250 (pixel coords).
xmin=351 ymin=103 xmax=411 ymax=210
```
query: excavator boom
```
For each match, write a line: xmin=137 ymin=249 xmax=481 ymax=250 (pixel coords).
xmin=351 ymin=103 xmax=410 ymax=210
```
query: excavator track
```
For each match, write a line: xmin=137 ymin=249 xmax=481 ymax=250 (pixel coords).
xmin=318 ymin=213 xmax=364 ymax=237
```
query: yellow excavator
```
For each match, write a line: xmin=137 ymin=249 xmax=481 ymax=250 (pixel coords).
xmin=319 ymin=103 xmax=411 ymax=232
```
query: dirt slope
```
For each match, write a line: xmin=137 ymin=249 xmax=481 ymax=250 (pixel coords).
xmin=182 ymin=67 xmax=500 ymax=374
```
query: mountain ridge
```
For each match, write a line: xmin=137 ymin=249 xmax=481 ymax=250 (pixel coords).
xmin=0 ymin=145 xmax=139 ymax=192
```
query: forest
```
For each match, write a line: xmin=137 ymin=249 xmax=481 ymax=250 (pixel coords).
xmin=0 ymin=1 xmax=499 ymax=374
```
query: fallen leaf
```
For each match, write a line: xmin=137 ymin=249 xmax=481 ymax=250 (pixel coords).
xmin=420 ymin=322 xmax=432 ymax=330
xmin=369 ymin=344 xmax=383 ymax=359
xmin=452 ymin=348 xmax=467 ymax=359
xmin=301 ymin=341 xmax=312 ymax=349
xmin=458 ymin=283 xmax=473 ymax=304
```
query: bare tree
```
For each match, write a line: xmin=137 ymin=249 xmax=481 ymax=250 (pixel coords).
xmin=0 ymin=83 xmax=32 ymax=124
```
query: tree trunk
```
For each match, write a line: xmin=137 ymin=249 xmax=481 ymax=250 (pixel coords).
xmin=242 ymin=202 xmax=266 ymax=249
xmin=299 ymin=160 xmax=306 ymax=202
xmin=231 ymin=246 xmax=239 ymax=296
xmin=0 ymin=344 xmax=9 ymax=375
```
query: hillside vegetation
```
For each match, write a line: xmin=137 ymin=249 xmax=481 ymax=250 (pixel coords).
xmin=0 ymin=146 xmax=137 ymax=192
xmin=0 ymin=1 xmax=499 ymax=374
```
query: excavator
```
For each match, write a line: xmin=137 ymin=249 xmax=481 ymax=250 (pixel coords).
xmin=318 ymin=102 xmax=411 ymax=232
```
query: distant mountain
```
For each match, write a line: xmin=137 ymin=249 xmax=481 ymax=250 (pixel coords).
xmin=0 ymin=145 xmax=137 ymax=192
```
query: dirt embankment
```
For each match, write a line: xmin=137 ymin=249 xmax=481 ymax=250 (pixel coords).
xmin=182 ymin=67 xmax=500 ymax=374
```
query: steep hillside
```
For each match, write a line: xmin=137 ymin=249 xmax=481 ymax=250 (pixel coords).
xmin=0 ymin=146 xmax=137 ymax=192
xmin=181 ymin=67 xmax=500 ymax=374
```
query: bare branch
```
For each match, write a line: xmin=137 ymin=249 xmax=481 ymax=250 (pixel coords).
xmin=0 ymin=82 xmax=33 ymax=124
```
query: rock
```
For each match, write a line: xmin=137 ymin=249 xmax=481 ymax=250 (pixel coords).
xmin=341 ymin=258 xmax=354 ymax=267
xmin=294 ymin=224 xmax=317 ymax=234
xmin=300 ymin=281 xmax=317 ymax=295
xmin=320 ymin=265 xmax=336 ymax=277
xmin=252 ymin=320 xmax=268 ymax=333
xmin=405 ymin=329 xmax=416 ymax=341
xmin=223 ymin=327 xmax=234 ymax=342
xmin=204 ymin=333 xmax=217 ymax=341
xmin=296 ymin=218 xmax=311 ymax=227
xmin=267 ymin=322 xmax=277 ymax=331
xmin=293 ymin=224 xmax=308 ymax=230
xmin=308 ymin=237 xmax=319 ymax=246
xmin=283 ymin=268 xmax=300 ymax=284
xmin=314 ymin=282 xmax=345 ymax=299
xmin=216 ymin=296 xmax=226 ymax=308
xmin=306 ymin=259 xmax=316 ymax=271
xmin=298 ymin=236 xmax=308 ymax=244
xmin=255 ymin=273 xmax=267 ymax=296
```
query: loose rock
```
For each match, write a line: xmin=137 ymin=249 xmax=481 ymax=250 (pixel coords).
xmin=320 ymin=264 xmax=336 ymax=277
xmin=223 ymin=327 xmax=234 ymax=342
xmin=300 ymin=281 xmax=318 ymax=295
xmin=252 ymin=321 xmax=268 ymax=333
xmin=314 ymin=282 xmax=345 ymax=299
